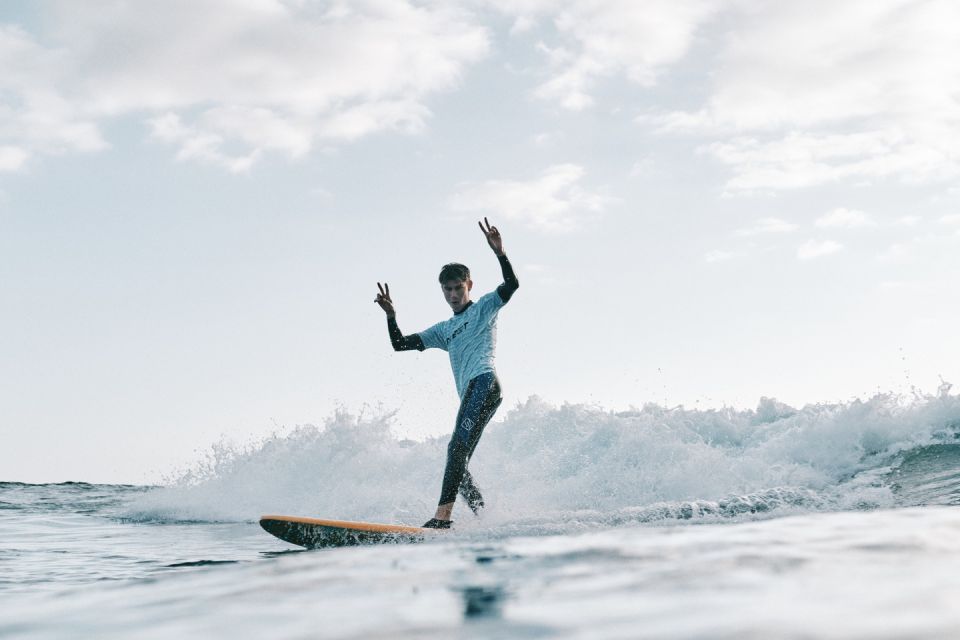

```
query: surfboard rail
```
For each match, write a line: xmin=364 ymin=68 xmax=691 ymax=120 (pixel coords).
xmin=259 ymin=514 xmax=436 ymax=549
xmin=260 ymin=515 xmax=427 ymax=534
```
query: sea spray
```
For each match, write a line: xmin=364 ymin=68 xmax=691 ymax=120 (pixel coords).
xmin=128 ymin=390 xmax=960 ymax=526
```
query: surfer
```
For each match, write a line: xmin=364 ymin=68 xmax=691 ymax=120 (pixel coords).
xmin=374 ymin=218 xmax=519 ymax=529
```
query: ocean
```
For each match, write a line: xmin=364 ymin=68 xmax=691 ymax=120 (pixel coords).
xmin=3 ymin=389 xmax=960 ymax=638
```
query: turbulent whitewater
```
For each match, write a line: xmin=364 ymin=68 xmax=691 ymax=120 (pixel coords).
xmin=131 ymin=389 xmax=960 ymax=525
xmin=3 ymin=389 xmax=960 ymax=638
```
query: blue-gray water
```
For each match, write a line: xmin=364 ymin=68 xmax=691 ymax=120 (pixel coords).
xmin=3 ymin=391 xmax=960 ymax=638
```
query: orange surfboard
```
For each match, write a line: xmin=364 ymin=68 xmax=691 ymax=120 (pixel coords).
xmin=259 ymin=515 xmax=439 ymax=549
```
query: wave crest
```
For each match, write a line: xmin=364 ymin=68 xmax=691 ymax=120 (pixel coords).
xmin=126 ymin=390 xmax=960 ymax=526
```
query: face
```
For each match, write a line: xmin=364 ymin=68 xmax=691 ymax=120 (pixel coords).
xmin=441 ymin=279 xmax=473 ymax=313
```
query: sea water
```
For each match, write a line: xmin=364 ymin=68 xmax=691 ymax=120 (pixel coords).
xmin=3 ymin=389 xmax=960 ymax=638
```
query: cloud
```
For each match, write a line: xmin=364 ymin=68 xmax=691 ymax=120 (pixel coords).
xmin=734 ymin=217 xmax=798 ymax=236
xmin=0 ymin=24 xmax=108 ymax=165
xmin=450 ymin=163 xmax=616 ymax=232
xmin=877 ymin=242 xmax=913 ymax=262
xmin=704 ymin=249 xmax=736 ymax=263
xmin=877 ymin=228 xmax=960 ymax=261
xmin=509 ymin=15 xmax=538 ymax=35
xmin=487 ymin=0 xmax=717 ymax=110
xmin=815 ymin=207 xmax=874 ymax=228
xmin=797 ymin=239 xmax=843 ymax=260
xmin=648 ymin=0 xmax=960 ymax=190
xmin=148 ymin=112 xmax=264 ymax=173
xmin=0 ymin=1 xmax=489 ymax=170
xmin=700 ymin=130 xmax=925 ymax=191
xmin=532 ymin=131 xmax=564 ymax=146
xmin=0 ymin=145 xmax=29 ymax=172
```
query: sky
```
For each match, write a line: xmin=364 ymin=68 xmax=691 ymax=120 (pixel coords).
xmin=2 ymin=0 xmax=959 ymax=484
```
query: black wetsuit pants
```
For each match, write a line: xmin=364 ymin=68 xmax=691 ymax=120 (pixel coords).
xmin=438 ymin=372 xmax=502 ymax=507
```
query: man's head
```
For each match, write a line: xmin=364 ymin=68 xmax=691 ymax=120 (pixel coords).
xmin=438 ymin=263 xmax=473 ymax=313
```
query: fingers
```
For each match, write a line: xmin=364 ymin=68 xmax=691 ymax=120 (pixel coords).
xmin=375 ymin=282 xmax=393 ymax=309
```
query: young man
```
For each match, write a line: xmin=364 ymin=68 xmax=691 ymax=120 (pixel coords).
xmin=374 ymin=218 xmax=519 ymax=529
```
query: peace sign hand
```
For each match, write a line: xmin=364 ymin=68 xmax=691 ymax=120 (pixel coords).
xmin=479 ymin=217 xmax=504 ymax=256
xmin=374 ymin=282 xmax=396 ymax=318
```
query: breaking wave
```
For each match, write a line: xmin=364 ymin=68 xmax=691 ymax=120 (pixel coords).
xmin=126 ymin=385 xmax=960 ymax=530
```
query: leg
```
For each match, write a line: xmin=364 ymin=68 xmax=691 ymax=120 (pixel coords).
xmin=458 ymin=469 xmax=484 ymax=514
xmin=458 ymin=389 xmax=502 ymax=514
xmin=426 ymin=373 xmax=501 ymax=525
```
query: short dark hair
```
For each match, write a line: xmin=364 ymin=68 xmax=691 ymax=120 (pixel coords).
xmin=438 ymin=263 xmax=470 ymax=283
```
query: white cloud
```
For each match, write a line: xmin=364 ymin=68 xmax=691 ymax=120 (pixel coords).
xmin=0 ymin=1 xmax=489 ymax=170
xmin=648 ymin=0 xmax=960 ymax=190
xmin=877 ymin=280 xmax=912 ymax=291
xmin=0 ymin=24 xmax=108 ymax=161
xmin=310 ymin=186 xmax=334 ymax=200
xmin=510 ymin=15 xmax=538 ymax=35
xmin=877 ymin=230 xmax=960 ymax=262
xmin=735 ymin=217 xmax=798 ymax=236
xmin=877 ymin=242 xmax=913 ymax=263
xmin=815 ymin=207 xmax=874 ymax=228
xmin=897 ymin=215 xmax=922 ymax=226
xmin=450 ymin=163 xmax=616 ymax=232
xmin=532 ymin=131 xmax=564 ymax=146
xmin=488 ymin=0 xmax=716 ymax=110
xmin=797 ymin=239 xmax=843 ymax=260
xmin=699 ymin=130 xmax=946 ymax=191
xmin=628 ymin=157 xmax=661 ymax=178
xmin=704 ymin=249 xmax=736 ymax=263
xmin=0 ymin=145 xmax=29 ymax=172
xmin=148 ymin=112 xmax=263 ymax=173
xmin=939 ymin=214 xmax=960 ymax=226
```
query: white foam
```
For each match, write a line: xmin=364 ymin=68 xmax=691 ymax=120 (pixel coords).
xmin=127 ymin=389 xmax=960 ymax=526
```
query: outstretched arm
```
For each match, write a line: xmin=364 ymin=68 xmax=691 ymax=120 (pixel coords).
xmin=479 ymin=218 xmax=519 ymax=303
xmin=374 ymin=282 xmax=425 ymax=351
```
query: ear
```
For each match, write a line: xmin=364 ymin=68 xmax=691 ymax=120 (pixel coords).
xmin=467 ymin=279 xmax=474 ymax=291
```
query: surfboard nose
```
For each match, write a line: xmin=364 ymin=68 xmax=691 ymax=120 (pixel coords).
xmin=259 ymin=514 xmax=434 ymax=549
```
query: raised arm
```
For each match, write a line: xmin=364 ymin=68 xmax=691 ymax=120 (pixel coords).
xmin=374 ymin=282 xmax=425 ymax=352
xmin=479 ymin=218 xmax=519 ymax=303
